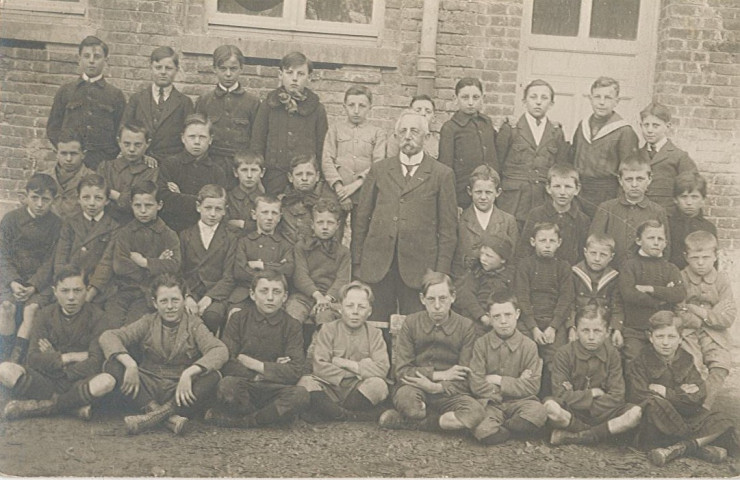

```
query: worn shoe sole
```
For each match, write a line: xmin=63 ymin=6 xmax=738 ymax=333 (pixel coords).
xmin=378 ymin=409 xmax=405 ymax=430
xmin=694 ymin=445 xmax=727 ymax=464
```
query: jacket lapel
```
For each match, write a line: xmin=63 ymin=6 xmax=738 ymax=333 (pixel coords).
xmin=156 ymin=89 xmax=184 ymax=128
xmin=167 ymin=316 xmax=191 ymax=362
xmin=388 ymin=158 xmax=406 ymax=191
xmin=462 ymin=208 xmax=485 ymax=236
xmin=517 ymin=116 xmax=537 ymax=149
xmin=649 ymin=140 xmax=674 ymax=167
xmin=535 ymin=120 xmax=555 ymax=153
xmin=402 ymin=154 xmax=432 ymax=196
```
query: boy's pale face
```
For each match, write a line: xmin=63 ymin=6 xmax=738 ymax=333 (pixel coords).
xmin=649 ymin=324 xmax=681 ymax=359
xmin=619 ymin=167 xmax=651 ymax=203
xmin=288 ymin=162 xmax=319 ymax=192
xmin=131 ymin=192 xmax=162 ymax=223
xmin=479 ymin=246 xmax=505 ymax=271
xmin=340 ymin=288 xmax=372 ymax=331
xmin=56 ymin=141 xmax=84 ymax=173
xmin=118 ymin=129 xmax=149 ymax=164
xmin=250 ymin=278 xmax=287 ymax=316
xmin=685 ymin=248 xmax=717 ymax=277
xmin=182 ymin=123 xmax=211 ymax=157
xmin=577 ymin=316 xmax=608 ymax=351
xmin=344 ymin=94 xmax=371 ymax=125
xmin=252 ymin=200 xmax=281 ymax=234
xmin=234 ymin=162 xmax=264 ymax=190
xmin=53 ymin=275 xmax=87 ymax=316
xmin=313 ymin=210 xmax=339 ymax=240
xmin=640 ymin=114 xmax=670 ymax=146
xmin=674 ymin=189 xmax=704 ymax=218
xmin=25 ymin=190 xmax=55 ymax=217
xmin=489 ymin=302 xmax=520 ymax=339
xmin=456 ymin=85 xmax=483 ymax=116
xmin=215 ymin=55 xmax=241 ymax=89
xmin=530 ymin=228 xmax=561 ymax=258
xmin=79 ymin=45 xmax=106 ymax=78
xmin=154 ymin=286 xmax=185 ymax=323
xmin=420 ymin=282 xmax=455 ymax=323
xmin=584 ymin=243 xmax=614 ymax=272
xmin=279 ymin=63 xmax=310 ymax=95
xmin=589 ymin=85 xmax=619 ymax=119
xmin=546 ymin=175 xmax=579 ymax=210
xmin=636 ymin=226 xmax=667 ymax=258
xmin=152 ymin=57 xmax=178 ymax=88
xmin=411 ymin=99 xmax=435 ymax=124
xmin=79 ymin=185 xmax=109 ymax=219
xmin=524 ymin=85 xmax=553 ymax=119
xmin=196 ymin=196 xmax=227 ymax=227
xmin=468 ymin=178 xmax=500 ymax=213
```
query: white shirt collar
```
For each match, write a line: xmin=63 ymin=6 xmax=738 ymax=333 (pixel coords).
xmin=399 ymin=150 xmax=424 ymax=166
xmin=473 ymin=206 xmax=493 ymax=231
xmin=198 ymin=220 xmax=219 ymax=249
xmin=218 ymin=82 xmax=240 ymax=93
xmin=152 ymin=84 xmax=174 ymax=102
xmin=83 ymin=211 xmax=105 ymax=222
xmin=82 ymin=73 xmax=103 ymax=84
xmin=27 ymin=208 xmax=37 ymax=219
xmin=649 ymin=137 xmax=668 ymax=152
xmin=524 ymin=112 xmax=547 ymax=145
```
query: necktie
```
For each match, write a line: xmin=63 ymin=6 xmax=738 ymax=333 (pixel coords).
xmin=404 ymin=165 xmax=414 ymax=182
xmin=648 ymin=145 xmax=656 ymax=159
xmin=535 ymin=118 xmax=542 ymax=127
xmin=158 ymin=87 xmax=165 ymax=105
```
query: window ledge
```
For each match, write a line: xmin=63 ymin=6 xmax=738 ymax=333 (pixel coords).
xmin=0 ymin=15 xmax=93 ymax=45
xmin=181 ymin=33 xmax=398 ymax=69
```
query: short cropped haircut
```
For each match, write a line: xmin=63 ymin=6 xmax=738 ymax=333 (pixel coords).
xmin=455 ymin=77 xmax=483 ymax=95
xmin=197 ymin=184 xmax=226 ymax=204
xmin=150 ymin=46 xmax=179 ymax=68
xmin=618 ymin=157 xmax=651 ymax=176
xmin=410 ymin=94 xmax=434 ymax=110
xmin=53 ymin=264 xmax=87 ymax=287
xmin=420 ymin=270 xmax=455 ymax=297
xmin=575 ymin=304 xmax=609 ymax=328
xmin=118 ymin=121 xmax=150 ymax=141
xmin=636 ymin=219 xmax=665 ymax=239
xmin=213 ymin=44 xmax=245 ymax=67
xmin=79 ymin=36 xmax=108 ymax=57
xmin=585 ymin=233 xmax=616 ymax=253
xmin=487 ymin=289 xmax=519 ymax=311
xmin=183 ymin=113 xmax=212 ymax=134
xmin=338 ymin=280 xmax=374 ymax=305
xmin=648 ymin=310 xmax=682 ymax=332
xmin=57 ymin=130 xmax=85 ymax=151
xmin=395 ymin=110 xmax=429 ymax=135
xmin=290 ymin=154 xmax=318 ymax=173
xmin=131 ymin=180 xmax=161 ymax=203
xmin=591 ymin=76 xmax=620 ymax=96
xmin=251 ymin=269 xmax=288 ymax=292
xmin=280 ymin=51 xmax=312 ymax=74
xmin=77 ymin=173 xmax=109 ymax=197
xmin=640 ymin=101 xmax=671 ymax=123
xmin=344 ymin=85 xmax=372 ymax=104
xmin=25 ymin=173 xmax=58 ymax=197
xmin=531 ymin=222 xmax=560 ymax=239
xmin=255 ymin=194 xmax=281 ymax=209
xmin=673 ymin=171 xmax=707 ymax=198
xmin=523 ymin=79 xmax=555 ymax=101
xmin=684 ymin=230 xmax=718 ymax=253
xmin=312 ymin=198 xmax=341 ymax=220
xmin=150 ymin=273 xmax=187 ymax=299
xmin=547 ymin=164 xmax=579 ymax=187
xmin=233 ymin=150 xmax=265 ymax=169
xmin=468 ymin=164 xmax=501 ymax=190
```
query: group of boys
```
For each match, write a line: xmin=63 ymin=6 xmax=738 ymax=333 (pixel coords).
xmin=0 ymin=35 xmax=736 ymax=470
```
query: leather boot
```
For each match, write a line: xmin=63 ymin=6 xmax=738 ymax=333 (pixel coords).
xmin=165 ymin=415 xmax=189 ymax=435
xmin=648 ymin=442 xmax=688 ymax=466
xmin=3 ymin=395 xmax=58 ymax=420
xmin=124 ymin=400 xmax=176 ymax=435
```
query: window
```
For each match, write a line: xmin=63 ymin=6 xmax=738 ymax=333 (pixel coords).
xmin=531 ymin=0 xmax=641 ymax=40
xmin=0 ymin=0 xmax=85 ymax=15
xmin=210 ymin=0 xmax=383 ymax=37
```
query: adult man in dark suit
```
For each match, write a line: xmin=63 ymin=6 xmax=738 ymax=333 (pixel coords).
xmin=353 ymin=111 xmax=458 ymax=322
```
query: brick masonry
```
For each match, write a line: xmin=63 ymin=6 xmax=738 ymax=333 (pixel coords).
xmin=0 ymin=0 xmax=738 ymax=271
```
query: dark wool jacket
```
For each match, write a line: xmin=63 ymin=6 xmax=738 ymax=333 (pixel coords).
xmin=195 ymin=84 xmax=261 ymax=158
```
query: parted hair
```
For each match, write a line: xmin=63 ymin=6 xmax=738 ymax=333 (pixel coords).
xmin=53 ymin=263 xmax=87 ymax=287
xmin=420 ymin=270 xmax=455 ymax=297
xmin=684 ymin=230 xmax=718 ymax=253
xmin=338 ymin=280 xmax=375 ymax=305
xmin=648 ymin=310 xmax=683 ymax=332
xmin=250 ymin=269 xmax=288 ymax=292
xmin=486 ymin=289 xmax=519 ymax=311
xmin=77 ymin=173 xmax=110 ymax=197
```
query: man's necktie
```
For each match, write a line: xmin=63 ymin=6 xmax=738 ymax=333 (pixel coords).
xmin=158 ymin=87 xmax=165 ymax=105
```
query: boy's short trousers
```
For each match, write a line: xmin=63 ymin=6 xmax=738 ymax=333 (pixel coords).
xmin=298 ymin=375 xmax=389 ymax=406
xmin=473 ymin=397 xmax=547 ymax=440
xmin=552 ymin=397 xmax=637 ymax=430
xmin=13 ymin=366 xmax=94 ymax=401
xmin=392 ymin=385 xmax=485 ymax=430
xmin=682 ymin=329 xmax=732 ymax=375
xmin=285 ymin=293 xmax=340 ymax=325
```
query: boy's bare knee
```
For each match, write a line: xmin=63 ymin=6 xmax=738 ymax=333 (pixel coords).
xmin=623 ymin=405 xmax=642 ymax=427
xmin=89 ymin=373 xmax=116 ymax=396
xmin=0 ymin=361 xmax=25 ymax=388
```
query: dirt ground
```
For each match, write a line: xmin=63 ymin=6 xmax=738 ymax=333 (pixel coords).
xmin=0 ymin=349 xmax=738 ymax=479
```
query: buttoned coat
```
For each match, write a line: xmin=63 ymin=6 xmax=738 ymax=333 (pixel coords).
xmin=54 ymin=211 xmax=120 ymax=279
xmin=353 ymin=154 xmax=458 ymax=289
xmin=122 ymin=86 xmax=194 ymax=160
xmin=639 ymin=140 xmax=697 ymax=209
xmin=179 ymin=221 xmax=237 ymax=302
xmin=36 ymin=163 xmax=94 ymax=221
xmin=453 ymin=205 xmax=518 ymax=277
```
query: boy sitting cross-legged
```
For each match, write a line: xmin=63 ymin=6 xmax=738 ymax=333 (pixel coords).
xmin=543 ymin=305 xmax=642 ymax=446
xmin=469 ymin=290 xmax=547 ymax=445
xmin=180 ymin=184 xmax=238 ymax=336
xmin=627 ymin=311 xmax=740 ymax=468
xmin=298 ymin=281 xmax=390 ymax=423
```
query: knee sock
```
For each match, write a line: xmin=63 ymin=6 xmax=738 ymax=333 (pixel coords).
xmin=0 ymin=335 xmax=14 ymax=361
xmin=302 ymin=324 xmax=316 ymax=354
xmin=56 ymin=383 xmax=94 ymax=412
xmin=9 ymin=337 xmax=29 ymax=364
xmin=309 ymin=391 xmax=346 ymax=420
xmin=480 ymin=427 xmax=511 ymax=445
xmin=505 ymin=416 xmax=540 ymax=434
xmin=566 ymin=415 xmax=591 ymax=433
xmin=343 ymin=389 xmax=374 ymax=411
xmin=253 ymin=403 xmax=281 ymax=426
xmin=577 ymin=422 xmax=610 ymax=444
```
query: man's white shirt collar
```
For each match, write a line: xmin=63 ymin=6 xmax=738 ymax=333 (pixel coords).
xmin=152 ymin=84 xmax=174 ymax=103
xmin=82 ymin=73 xmax=103 ymax=84
xmin=83 ymin=211 xmax=105 ymax=222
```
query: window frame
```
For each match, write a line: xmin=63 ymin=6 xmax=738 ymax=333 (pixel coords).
xmin=0 ymin=0 xmax=85 ymax=15
xmin=207 ymin=0 xmax=385 ymax=39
